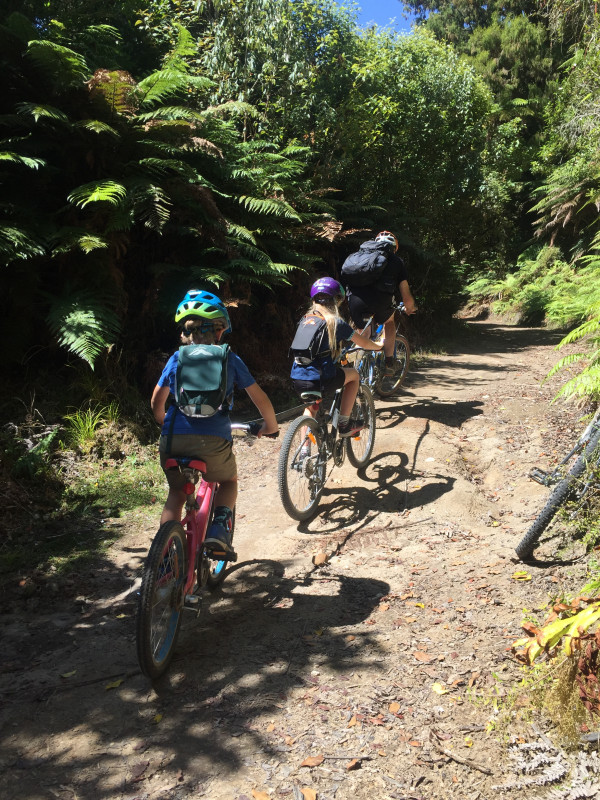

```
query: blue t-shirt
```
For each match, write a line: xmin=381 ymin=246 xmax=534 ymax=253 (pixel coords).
xmin=290 ymin=317 xmax=354 ymax=382
xmin=159 ymin=349 xmax=255 ymax=440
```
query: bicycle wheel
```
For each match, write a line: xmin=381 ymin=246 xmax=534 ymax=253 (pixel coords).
xmin=206 ymin=508 xmax=235 ymax=590
xmin=278 ymin=415 xmax=325 ymax=520
xmin=136 ymin=520 xmax=187 ymax=679
xmin=346 ymin=385 xmax=376 ymax=467
xmin=515 ymin=428 xmax=600 ymax=560
xmin=376 ymin=334 xmax=410 ymax=397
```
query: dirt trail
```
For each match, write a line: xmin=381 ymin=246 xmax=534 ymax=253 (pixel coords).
xmin=0 ymin=320 xmax=591 ymax=800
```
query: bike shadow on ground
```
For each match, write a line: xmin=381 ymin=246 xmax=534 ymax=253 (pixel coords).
xmin=147 ymin=558 xmax=392 ymax=774
xmin=294 ymin=449 xmax=455 ymax=537
xmin=375 ymin=396 xmax=484 ymax=431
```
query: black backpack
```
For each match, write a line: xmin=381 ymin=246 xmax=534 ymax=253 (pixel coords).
xmin=174 ymin=343 xmax=231 ymax=417
xmin=341 ymin=240 xmax=389 ymax=287
xmin=289 ymin=314 xmax=329 ymax=366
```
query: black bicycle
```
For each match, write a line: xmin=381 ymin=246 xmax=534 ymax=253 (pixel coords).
xmin=277 ymin=383 xmax=377 ymax=521
xmin=515 ymin=410 xmax=600 ymax=560
xmin=349 ymin=301 xmax=410 ymax=397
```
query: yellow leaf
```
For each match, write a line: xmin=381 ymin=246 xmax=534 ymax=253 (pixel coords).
xmin=301 ymin=789 xmax=317 ymax=800
xmin=347 ymin=715 xmax=357 ymax=727
xmin=251 ymin=792 xmax=271 ymax=800
xmin=432 ymin=683 xmax=448 ymax=695
xmin=345 ymin=635 xmax=355 ymax=642
xmin=388 ymin=702 xmax=401 ymax=714
xmin=512 ymin=571 xmax=532 ymax=581
xmin=152 ymin=713 xmax=163 ymax=724
xmin=464 ymin=737 xmax=473 ymax=747
xmin=115 ymin=613 xmax=127 ymax=619
xmin=267 ymin=723 xmax=275 ymax=732
xmin=314 ymin=628 xmax=323 ymax=636
xmin=105 ymin=678 xmax=124 ymax=690
xmin=61 ymin=670 xmax=76 ymax=678
xmin=415 ymin=602 xmax=425 ymax=609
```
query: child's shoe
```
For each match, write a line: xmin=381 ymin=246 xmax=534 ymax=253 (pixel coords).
xmin=338 ymin=419 xmax=364 ymax=438
xmin=384 ymin=357 xmax=396 ymax=377
xmin=205 ymin=509 xmax=235 ymax=556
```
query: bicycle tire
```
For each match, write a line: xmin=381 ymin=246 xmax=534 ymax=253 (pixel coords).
xmin=136 ymin=520 xmax=187 ymax=679
xmin=206 ymin=507 xmax=236 ymax=590
xmin=346 ymin=385 xmax=377 ymax=468
xmin=515 ymin=427 xmax=600 ymax=560
xmin=278 ymin=415 xmax=325 ymax=520
xmin=376 ymin=334 xmax=410 ymax=397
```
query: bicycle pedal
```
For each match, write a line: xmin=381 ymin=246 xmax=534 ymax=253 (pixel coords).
xmin=530 ymin=467 xmax=555 ymax=486
xmin=208 ymin=549 xmax=238 ymax=563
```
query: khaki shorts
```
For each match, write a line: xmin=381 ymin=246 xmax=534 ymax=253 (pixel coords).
xmin=159 ymin=434 xmax=237 ymax=488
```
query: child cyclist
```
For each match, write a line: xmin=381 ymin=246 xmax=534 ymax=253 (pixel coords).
xmin=290 ymin=277 xmax=382 ymax=436
xmin=151 ymin=290 xmax=279 ymax=556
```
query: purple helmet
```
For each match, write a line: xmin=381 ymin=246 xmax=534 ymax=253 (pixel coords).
xmin=310 ymin=277 xmax=345 ymax=302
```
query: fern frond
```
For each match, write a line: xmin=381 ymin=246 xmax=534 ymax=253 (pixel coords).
xmin=0 ymin=152 xmax=45 ymax=169
xmin=138 ymin=157 xmax=196 ymax=180
xmin=68 ymin=181 xmax=127 ymax=208
xmin=128 ymin=182 xmax=172 ymax=231
xmin=226 ymin=223 xmax=257 ymax=245
xmin=136 ymin=106 xmax=206 ymax=123
xmin=16 ymin=102 xmax=69 ymax=124
xmin=46 ymin=292 xmax=120 ymax=369
xmin=557 ymin=313 xmax=600 ymax=347
xmin=50 ymin=229 xmax=109 ymax=255
xmin=239 ymin=195 xmax=301 ymax=221
xmin=0 ymin=224 xmax=45 ymax=262
xmin=25 ymin=40 xmax=89 ymax=87
xmin=74 ymin=120 xmax=119 ymax=137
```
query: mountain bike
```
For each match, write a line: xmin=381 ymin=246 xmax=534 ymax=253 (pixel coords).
xmin=277 ymin=382 xmax=376 ymax=521
xmin=515 ymin=410 xmax=600 ymax=560
xmin=137 ymin=422 xmax=273 ymax=679
xmin=348 ymin=301 xmax=410 ymax=397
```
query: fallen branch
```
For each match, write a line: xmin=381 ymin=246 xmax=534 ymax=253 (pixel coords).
xmin=432 ymin=742 xmax=492 ymax=775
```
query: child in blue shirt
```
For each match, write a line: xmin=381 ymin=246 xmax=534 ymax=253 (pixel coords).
xmin=151 ymin=290 xmax=278 ymax=555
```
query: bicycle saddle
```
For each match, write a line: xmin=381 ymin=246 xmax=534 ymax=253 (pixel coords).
xmin=164 ymin=457 xmax=207 ymax=472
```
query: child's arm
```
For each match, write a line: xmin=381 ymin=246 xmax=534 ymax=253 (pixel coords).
xmin=245 ymin=382 xmax=279 ymax=437
xmin=151 ymin=384 xmax=170 ymax=425
xmin=350 ymin=331 xmax=384 ymax=351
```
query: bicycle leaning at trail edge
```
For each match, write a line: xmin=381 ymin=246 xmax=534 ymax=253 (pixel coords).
xmin=349 ymin=300 xmax=411 ymax=397
xmin=277 ymin=377 xmax=377 ymax=521
xmin=515 ymin=408 xmax=600 ymax=561
xmin=136 ymin=421 xmax=272 ymax=679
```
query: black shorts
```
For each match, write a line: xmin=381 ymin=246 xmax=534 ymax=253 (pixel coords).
xmin=292 ymin=366 xmax=346 ymax=400
xmin=347 ymin=290 xmax=394 ymax=330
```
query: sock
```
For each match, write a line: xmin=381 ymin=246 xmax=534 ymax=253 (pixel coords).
xmin=213 ymin=505 xmax=233 ymax=527
xmin=385 ymin=356 xmax=395 ymax=366
xmin=339 ymin=414 xmax=350 ymax=426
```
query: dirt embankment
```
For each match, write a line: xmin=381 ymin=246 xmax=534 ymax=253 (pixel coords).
xmin=0 ymin=319 xmax=594 ymax=800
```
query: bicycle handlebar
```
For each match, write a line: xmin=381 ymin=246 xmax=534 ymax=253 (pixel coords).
xmin=231 ymin=421 xmax=279 ymax=439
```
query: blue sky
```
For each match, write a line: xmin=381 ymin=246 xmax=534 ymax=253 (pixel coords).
xmin=356 ymin=0 xmax=416 ymax=33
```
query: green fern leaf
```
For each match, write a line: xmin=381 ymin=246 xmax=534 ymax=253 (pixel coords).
xmin=46 ymin=293 xmax=120 ymax=369
xmin=74 ymin=120 xmax=119 ymax=137
xmin=16 ymin=102 xmax=69 ymax=124
xmin=68 ymin=181 xmax=127 ymax=208
xmin=0 ymin=152 xmax=45 ymax=169
xmin=239 ymin=195 xmax=301 ymax=221
xmin=25 ymin=40 xmax=89 ymax=88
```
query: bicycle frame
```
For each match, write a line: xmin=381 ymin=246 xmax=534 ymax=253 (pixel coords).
xmin=530 ymin=412 xmax=600 ymax=487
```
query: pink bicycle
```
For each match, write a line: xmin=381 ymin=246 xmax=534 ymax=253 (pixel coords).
xmin=136 ymin=421 xmax=265 ymax=679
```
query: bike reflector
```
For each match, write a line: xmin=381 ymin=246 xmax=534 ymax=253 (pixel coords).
xmin=184 ymin=481 xmax=195 ymax=495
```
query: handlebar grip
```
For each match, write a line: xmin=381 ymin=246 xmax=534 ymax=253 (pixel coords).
xmin=247 ymin=420 xmax=262 ymax=437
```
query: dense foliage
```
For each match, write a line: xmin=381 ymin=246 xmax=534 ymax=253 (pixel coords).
xmin=1 ymin=0 xmax=600 ymax=407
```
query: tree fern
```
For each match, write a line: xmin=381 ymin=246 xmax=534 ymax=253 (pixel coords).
xmin=16 ymin=103 xmax=69 ymax=124
xmin=239 ymin=195 xmax=301 ymax=220
xmin=0 ymin=152 xmax=45 ymax=169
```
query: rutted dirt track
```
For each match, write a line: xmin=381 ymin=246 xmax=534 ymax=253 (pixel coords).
xmin=0 ymin=320 xmax=593 ymax=800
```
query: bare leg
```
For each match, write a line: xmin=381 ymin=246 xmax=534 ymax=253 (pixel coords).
xmin=383 ymin=314 xmax=396 ymax=358
xmin=160 ymin=478 xmax=238 ymax=525
xmin=340 ymin=367 xmax=360 ymax=417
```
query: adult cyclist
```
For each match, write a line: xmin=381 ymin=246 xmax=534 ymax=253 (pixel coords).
xmin=345 ymin=231 xmax=416 ymax=376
